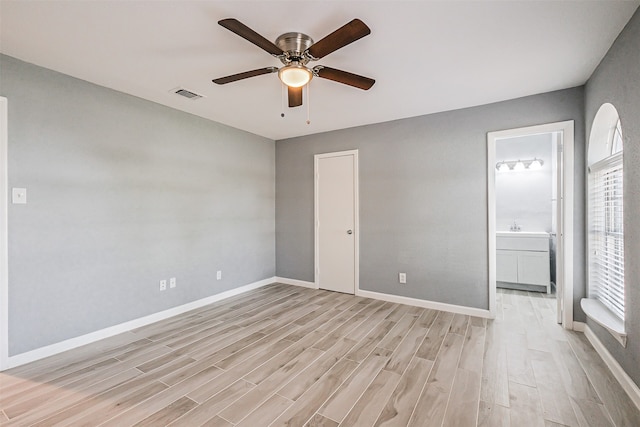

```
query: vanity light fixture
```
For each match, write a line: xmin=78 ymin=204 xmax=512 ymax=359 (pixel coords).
xmin=497 ymin=162 xmax=511 ymax=172
xmin=495 ymin=158 xmax=544 ymax=172
xmin=529 ymin=158 xmax=543 ymax=170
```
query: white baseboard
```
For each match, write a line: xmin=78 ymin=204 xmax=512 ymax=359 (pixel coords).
xmin=275 ymin=277 xmax=317 ymax=289
xmin=356 ymin=289 xmax=493 ymax=319
xmin=572 ymin=321 xmax=586 ymax=332
xmin=1 ymin=277 xmax=275 ymax=371
xmin=275 ymin=278 xmax=491 ymax=319
xmin=582 ymin=324 xmax=640 ymax=412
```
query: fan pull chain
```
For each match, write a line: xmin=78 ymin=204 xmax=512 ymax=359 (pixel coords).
xmin=306 ymin=83 xmax=311 ymax=125
xmin=280 ymin=82 xmax=286 ymax=118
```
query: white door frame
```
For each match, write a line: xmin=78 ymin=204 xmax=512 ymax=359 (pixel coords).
xmin=1 ymin=97 xmax=9 ymax=370
xmin=314 ymin=149 xmax=359 ymax=292
xmin=487 ymin=120 xmax=574 ymax=329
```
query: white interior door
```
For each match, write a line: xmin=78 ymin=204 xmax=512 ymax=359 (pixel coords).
xmin=315 ymin=150 xmax=358 ymax=294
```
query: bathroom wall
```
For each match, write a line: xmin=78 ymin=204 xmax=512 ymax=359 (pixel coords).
xmin=495 ymin=133 xmax=554 ymax=233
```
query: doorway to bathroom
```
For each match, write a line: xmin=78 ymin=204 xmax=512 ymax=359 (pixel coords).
xmin=487 ymin=121 xmax=574 ymax=329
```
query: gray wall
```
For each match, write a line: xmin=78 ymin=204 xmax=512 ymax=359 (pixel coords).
xmin=496 ymin=134 xmax=553 ymax=233
xmin=584 ymin=7 xmax=640 ymax=386
xmin=0 ymin=55 xmax=275 ymax=355
xmin=276 ymin=88 xmax=585 ymax=312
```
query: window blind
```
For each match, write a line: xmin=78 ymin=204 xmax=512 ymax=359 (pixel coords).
xmin=589 ymin=152 xmax=624 ymax=320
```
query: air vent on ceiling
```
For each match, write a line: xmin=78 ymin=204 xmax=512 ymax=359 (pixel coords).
xmin=171 ymin=87 xmax=204 ymax=100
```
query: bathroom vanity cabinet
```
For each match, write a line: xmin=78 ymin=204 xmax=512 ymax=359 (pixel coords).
xmin=496 ymin=232 xmax=551 ymax=293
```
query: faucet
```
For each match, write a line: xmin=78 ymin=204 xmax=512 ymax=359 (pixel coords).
xmin=510 ymin=221 xmax=521 ymax=232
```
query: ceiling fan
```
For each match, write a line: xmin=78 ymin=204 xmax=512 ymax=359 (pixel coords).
xmin=212 ymin=18 xmax=375 ymax=108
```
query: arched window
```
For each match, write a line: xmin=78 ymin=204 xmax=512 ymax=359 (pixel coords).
xmin=585 ymin=103 xmax=625 ymax=344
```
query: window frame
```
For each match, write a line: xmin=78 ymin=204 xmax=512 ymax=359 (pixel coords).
xmin=583 ymin=105 xmax=626 ymax=346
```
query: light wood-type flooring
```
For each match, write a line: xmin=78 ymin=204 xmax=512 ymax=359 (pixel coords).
xmin=1 ymin=283 xmax=639 ymax=426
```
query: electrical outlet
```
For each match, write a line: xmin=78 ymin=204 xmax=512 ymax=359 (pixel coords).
xmin=216 ymin=270 xmax=222 ymax=280
xmin=159 ymin=279 xmax=167 ymax=291
xmin=399 ymin=273 xmax=407 ymax=284
xmin=169 ymin=277 xmax=176 ymax=288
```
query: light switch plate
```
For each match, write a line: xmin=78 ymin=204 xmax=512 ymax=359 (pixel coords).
xmin=12 ymin=188 xmax=27 ymax=204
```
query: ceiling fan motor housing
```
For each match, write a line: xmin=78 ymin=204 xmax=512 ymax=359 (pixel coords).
xmin=275 ymin=32 xmax=314 ymax=65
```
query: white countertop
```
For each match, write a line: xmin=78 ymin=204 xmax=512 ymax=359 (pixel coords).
xmin=496 ymin=231 xmax=550 ymax=238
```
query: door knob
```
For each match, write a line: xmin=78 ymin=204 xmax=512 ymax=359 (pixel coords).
xmin=347 ymin=230 xmax=353 ymax=235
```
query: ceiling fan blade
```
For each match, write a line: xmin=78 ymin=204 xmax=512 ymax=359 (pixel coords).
xmin=306 ymin=19 xmax=370 ymax=59
xmin=315 ymin=66 xmax=375 ymax=90
xmin=213 ymin=67 xmax=278 ymax=85
xmin=288 ymin=86 xmax=303 ymax=107
xmin=218 ymin=18 xmax=283 ymax=56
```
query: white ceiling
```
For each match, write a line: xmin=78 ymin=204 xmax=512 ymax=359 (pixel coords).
xmin=1 ymin=1 xmax=638 ymax=140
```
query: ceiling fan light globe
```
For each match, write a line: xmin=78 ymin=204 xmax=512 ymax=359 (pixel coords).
xmin=279 ymin=65 xmax=313 ymax=87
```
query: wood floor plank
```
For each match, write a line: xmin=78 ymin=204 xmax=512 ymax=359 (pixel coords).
xmin=213 ymin=323 xmax=302 ymax=371
xmin=1 ymin=347 xmax=134 ymax=400
xmin=219 ymin=347 xmax=324 ymax=423
xmin=530 ymin=351 xmax=580 ymax=426
xmin=100 ymin=363 xmax=224 ymax=426
xmin=340 ymin=369 xmax=401 ymax=427
xmin=40 ymin=380 xmax=168 ymax=427
xmin=385 ymin=303 xmax=411 ymax=321
xmin=313 ymin=311 xmax=370 ymax=351
xmin=477 ymin=400 xmax=510 ymax=427
xmin=278 ymin=338 xmax=358 ymax=401
xmin=416 ymin=308 xmax=438 ymax=329
xmin=318 ymin=348 xmax=392 ymax=422
xmin=242 ymin=332 xmax=324 ymax=385
xmin=551 ymin=341 xmax=602 ymax=403
xmin=133 ymin=396 xmax=198 ymax=427
xmin=1 ymin=356 xmax=122 ymax=414
xmin=186 ymin=338 xmax=293 ymax=404
xmin=506 ymin=332 xmax=537 ymax=387
xmin=271 ymin=358 xmax=359 ymax=427
xmin=0 ymin=332 xmax=141 ymax=386
xmin=169 ymin=380 xmax=254 ymax=426
xmin=442 ymin=368 xmax=482 ymax=427
xmin=374 ymin=356 xmax=433 ymax=427
xmin=3 ymin=368 xmax=143 ymax=425
xmin=450 ymin=313 xmax=470 ymax=335
xmin=344 ymin=320 xmax=395 ymax=363
xmin=458 ymin=321 xmax=486 ymax=375
xmin=378 ymin=313 xmax=418 ymax=351
xmin=235 ymin=393 xmax=293 ymax=427
xmin=383 ymin=324 xmax=428 ymax=375
xmin=201 ymin=415 xmax=233 ymax=427
xmin=415 ymin=310 xmax=454 ymax=360
xmin=569 ymin=396 xmax=614 ymax=427
xmin=481 ymin=324 xmax=510 ymax=408
xmin=408 ymin=333 xmax=465 ymax=426
xmin=305 ymin=413 xmax=339 ymax=427
xmin=508 ymin=381 xmax=545 ymax=427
